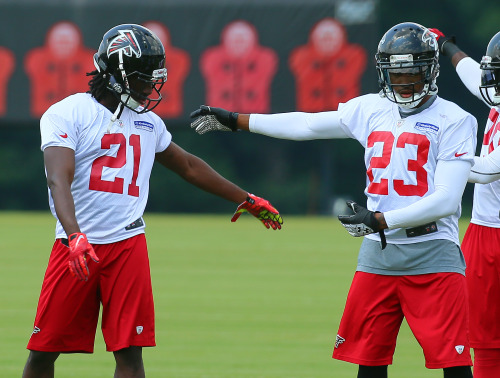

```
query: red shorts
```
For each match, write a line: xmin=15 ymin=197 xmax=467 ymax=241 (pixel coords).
xmin=462 ymin=223 xmax=500 ymax=348
xmin=332 ymin=271 xmax=472 ymax=369
xmin=27 ymin=234 xmax=155 ymax=353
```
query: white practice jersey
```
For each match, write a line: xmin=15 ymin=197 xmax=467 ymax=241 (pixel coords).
xmin=40 ymin=93 xmax=171 ymax=243
xmin=338 ymin=94 xmax=476 ymax=244
xmin=456 ymin=57 xmax=500 ymax=228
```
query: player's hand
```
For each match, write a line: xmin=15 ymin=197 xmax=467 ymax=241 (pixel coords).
xmin=232 ymin=193 xmax=283 ymax=230
xmin=428 ymin=28 xmax=456 ymax=55
xmin=190 ymin=105 xmax=239 ymax=134
xmin=67 ymin=232 xmax=99 ymax=281
xmin=338 ymin=200 xmax=387 ymax=249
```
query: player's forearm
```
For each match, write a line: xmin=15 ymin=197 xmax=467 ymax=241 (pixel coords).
xmin=469 ymin=154 xmax=500 ymax=184
xmin=456 ymin=57 xmax=484 ymax=101
xmin=179 ymin=156 xmax=247 ymax=204
xmin=383 ymin=160 xmax=471 ymax=229
xmin=248 ymin=111 xmax=348 ymax=140
xmin=48 ymin=181 xmax=80 ymax=236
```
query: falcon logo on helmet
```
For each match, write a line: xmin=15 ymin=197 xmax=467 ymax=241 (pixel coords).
xmin=107 ymin=30 xmax=142 ymax=59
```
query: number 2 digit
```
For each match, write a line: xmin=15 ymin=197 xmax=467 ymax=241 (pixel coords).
xmin=89 ymin=134 xmax=141 ymax=197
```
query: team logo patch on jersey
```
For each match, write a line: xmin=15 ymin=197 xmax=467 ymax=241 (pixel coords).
xmin=134 ymin=121 xmax=154 ymax=132
xmin=335 ymin=334 xmax=345 ymax=348
xmin=415 ymin=122 xmax=439 ymax=134
xmin=455 ymin=345 xmax=464 ymax=354
xmin=32 ymin=326 xmax=41 ymax=335
xmin=136 ymin=326 xmax=143 ymax=335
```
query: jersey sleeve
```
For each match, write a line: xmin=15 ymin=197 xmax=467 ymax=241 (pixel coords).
xmin=40 ymin=111 xmax=78 ymax=151
xmin=456 ymin=57 xmax=488 ymax=106
xmin=154 ymin=119 xmax=172 ymax=153
xmin=437 ymin=111 xmax=477 ymax=164
xmin=337 ymin=94 xmax=376 ymax=146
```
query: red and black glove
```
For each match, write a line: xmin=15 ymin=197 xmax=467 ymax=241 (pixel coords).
xmin=68 ymin=232 xmax=99 ymax=281
xmin=231 ymin=193 xmax=283 ymax=230
xmin=428 ymin=28 xmax=456 ymax=56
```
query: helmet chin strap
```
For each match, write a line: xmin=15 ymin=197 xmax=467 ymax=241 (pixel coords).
xmin=106 ymin=102 xmax=124 ymax=134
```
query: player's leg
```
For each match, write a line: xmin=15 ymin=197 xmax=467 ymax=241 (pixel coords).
xmin=442 ymin=366 xmax=472 ymax=378
xmin=22 ymin=351 xmax=60 ymax=378
xmin=461 ymin=224 xmax=500 ymax=378
xmin=332 ymin=272 xmax=403 ymax=366
xmin=99 ymin=234 xmax=155 ymax=351
xmin=357 ymin=365 xmax=388 ymax=378
xmin=401 ymin=273 xmax=472 ymax=370
xmin=113 ymin=346 xmax=144 ymax=378
xmin=472 ymin=348 xmax=500 ymax=378
xmin=24 ymin=239 xmax=101 ymax=376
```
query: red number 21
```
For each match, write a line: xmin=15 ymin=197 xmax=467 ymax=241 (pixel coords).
xmin=367 ymin=131 xmax=430 ymax=197
xmin=89 ymin=134 xmax=141 ymax=197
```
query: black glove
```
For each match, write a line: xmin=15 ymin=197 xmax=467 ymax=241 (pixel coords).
xmin=338 ymin=200 xmax=387 ymax=249
xmin=190 ymin=105 xmax=239 ymax=134
xmin=428 ymin=28 xmax=457 ymax=56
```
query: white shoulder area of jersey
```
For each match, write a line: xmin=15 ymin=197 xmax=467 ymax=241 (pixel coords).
xmin=431 ymin=96 xmax=477 ymax=122
xmin=43 ymin=93 xmax=101 ymax=118
xmin=339 ymin=93 xmax=389 ymax=113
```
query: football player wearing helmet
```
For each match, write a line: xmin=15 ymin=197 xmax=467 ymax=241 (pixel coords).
xmin=22 ymin=23 xmax=282 ymax=378
xmin=431 ymin=28 xmax=500 ymax=378
xmin=190 ymin=22 xmax=476 ymax=378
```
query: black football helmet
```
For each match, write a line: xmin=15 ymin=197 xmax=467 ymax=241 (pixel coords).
xmin=376 ymin=22 xmax=439 ymax=109
xmin=93 ymin=24 xmax=167 ymax=113
xmin=480 ymin=31 xmax=500 ymax=107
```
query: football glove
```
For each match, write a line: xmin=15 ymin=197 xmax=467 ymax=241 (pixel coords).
xmin=190 ymin=105 xmax=239 ymax=134
xmin=232 ymin=193 xmax=283 ymax=230
xmin=428 ymin=28 xmax=456 ymax=55
xmin=68 ymin=232 xmax=99 ymax=281
xmin=338 ymin=200 xmax=387 ymax=249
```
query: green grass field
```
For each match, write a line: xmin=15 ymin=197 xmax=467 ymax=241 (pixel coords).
xmin=0 ymin=212 xmax=471 ymax=377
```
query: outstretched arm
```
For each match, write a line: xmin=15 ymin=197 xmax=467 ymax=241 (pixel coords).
xmin=155 ymin=142 xmax=283 ymax=229
xmin=190 ymin=105 xmax=349 ymax=140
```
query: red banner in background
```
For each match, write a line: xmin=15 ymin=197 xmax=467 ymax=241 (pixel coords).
xmin=0 ymin=46 xmax=14 ymax=116
xmin=23 ymin=21 xmax=95 ymax=118
xmin=289 ymin=18 xmax=367 ymax=112
xmin=143 ymin=21 xmax=191 ymax=119
xmin=200 ymin=20 xmax=278 ymax=114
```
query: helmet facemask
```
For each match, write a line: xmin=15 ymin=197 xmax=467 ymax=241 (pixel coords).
xmin=98 ymin=50 xmax=167 ymax=114
xmin=479 ymin=56 xmax=500 ymax=107
xmin=377 ymin=56 xmax=438 ymax=109
xmin=93 ymin=24 xmax=168 ymax=114
xmin=375 ymin=22 xmax=439 ymax=109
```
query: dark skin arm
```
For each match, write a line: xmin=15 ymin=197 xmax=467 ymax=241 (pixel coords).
xmin=155 ymin=142 xmax=248 ymax=204
xmin=43 ymin=146 xmax=80 ymax=236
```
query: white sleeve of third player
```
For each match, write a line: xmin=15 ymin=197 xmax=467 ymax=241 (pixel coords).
xmin=469 ymin=151 xmax=500 ymax=184
xmin=249 ymin=111 xmax=350 ymax=140
xmin=383 ymin=159 xmax=471 ymax=229
xmin=456 ymin=57 xmax=490 ymax=107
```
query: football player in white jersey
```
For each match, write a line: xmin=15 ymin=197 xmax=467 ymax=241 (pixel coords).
xmin=430 ymin=28 xmax=500 ymax=378
xmin=190 ymin=22 xmax=476 ymax=378
xmin=22 ymin=24 xmax=283 ymax=378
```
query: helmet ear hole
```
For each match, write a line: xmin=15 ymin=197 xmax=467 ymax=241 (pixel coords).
xmin=108 ymin=75 xmax=123 ymax=94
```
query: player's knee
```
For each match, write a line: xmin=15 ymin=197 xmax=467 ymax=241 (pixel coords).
xmin=443 ymin=365 xmax=472 ymax=378
xmin=114 ymin=346 xmax=144 ymax=374
xmin=25 ymin=350 xmax=59 ymax=369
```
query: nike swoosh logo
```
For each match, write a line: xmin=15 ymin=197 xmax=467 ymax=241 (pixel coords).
xmin=455 ymin=152 xmax=467 ymax=157
xmin=75 ymin=235 xmax=85 ymax=248
xmin=60 ymin=133 xmax=68 ymax=138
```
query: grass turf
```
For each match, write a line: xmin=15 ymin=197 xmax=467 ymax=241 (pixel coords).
xmin=1 ymin=212 xmax=469 ymax=377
